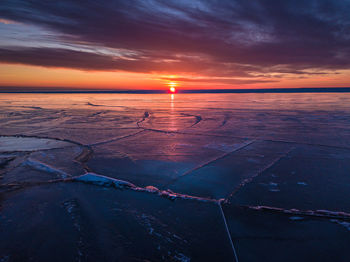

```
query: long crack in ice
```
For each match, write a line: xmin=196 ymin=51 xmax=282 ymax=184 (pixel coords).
xmin=88 ymin=130 xmax=145 ymax=146
xmin=243 ymin=205 xmax=350 ymax=221
xmin=218 ymin=200 xmax=239 ymax=262
xmin=180 ymin=113 xmax=202 ymax=128
xmin=72 ymin=173 xmax=218 ymax=203
xmin=171 ymin=140 xmax=256 ymax=184
xmin=137 ymin=111 xmax=150 ymax=128
xmin=73 ymin=173 xmax=135 ymax=188
xmin=226 ymin=147 xmax=295 ymax=201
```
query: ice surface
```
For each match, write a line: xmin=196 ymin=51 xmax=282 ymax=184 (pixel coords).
xmin=221 ymin=205 xmax=350 ymax=262
xmin=168 ymin=140 xmax=293 ymax=199
xmin=1 ymin=93 xmax=350 ymax=261
xmin=87 ymin=131 xmax=249 ymax=187
xmin=229 ymin=145 xmax=350 ymax=212
xmin=0 ymin=136 xmax=73 ymax=152
xmin=0 ymin=183 xmax=234 ymax=261
xmin=1 ymin=145 xmax=86 ymax=184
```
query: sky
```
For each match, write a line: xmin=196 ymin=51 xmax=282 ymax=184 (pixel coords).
xmin=0 ymin=0 xmax=350 ymax=91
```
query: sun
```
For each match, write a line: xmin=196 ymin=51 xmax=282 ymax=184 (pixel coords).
xmin=167 ymin=81 xmax=177 ymax=93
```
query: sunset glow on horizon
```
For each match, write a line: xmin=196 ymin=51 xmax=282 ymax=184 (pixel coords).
xmin=0 ymin=1 xmax=350 ymax=91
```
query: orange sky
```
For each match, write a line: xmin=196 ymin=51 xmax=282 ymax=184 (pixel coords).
xmin=1 ymin=63 xmax=349 ymax=91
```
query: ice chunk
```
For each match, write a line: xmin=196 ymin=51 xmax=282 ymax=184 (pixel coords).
xmin=144 ymin=186 xmax=159 ymax=192
xmin=73 ymin=173 xmax=136 ymax=189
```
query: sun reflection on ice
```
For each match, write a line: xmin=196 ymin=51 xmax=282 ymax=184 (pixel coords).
xmin=169 ymin=93 xmax=176 ymax=131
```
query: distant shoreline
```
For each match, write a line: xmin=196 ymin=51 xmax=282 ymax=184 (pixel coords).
xmin=1 ymin=87 xmax=350 ymax=94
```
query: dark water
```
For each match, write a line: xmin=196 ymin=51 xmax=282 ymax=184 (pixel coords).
xmin=1 ymin=93 xmax=350 ymax=261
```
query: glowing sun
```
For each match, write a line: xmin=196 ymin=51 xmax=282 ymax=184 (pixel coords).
xmin=168 ymin=81 xmax=177 ymax=93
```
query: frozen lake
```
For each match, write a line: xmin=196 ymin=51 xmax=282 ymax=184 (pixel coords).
xmin=1 ymin=93 xmax=350 ymax=261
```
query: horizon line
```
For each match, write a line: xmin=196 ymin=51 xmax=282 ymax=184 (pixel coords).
xmin=1 ymin=87 xmax=350 ymax=94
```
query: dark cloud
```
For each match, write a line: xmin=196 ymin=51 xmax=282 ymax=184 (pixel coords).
xmin=0 ymin=47 xmax=173 ymax=72
xmin=0 ymin=0 xmax=350 ymax=78
xmin=0 ymin=47 xmax=256 ymax=77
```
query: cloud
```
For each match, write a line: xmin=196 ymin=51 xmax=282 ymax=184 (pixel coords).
xmin=159 ymin=76 xmax=276 ymax=85
xmin=0 ymin=0 xmax=350 ymax=79
xmin=0 ymin=18 xmax=17 ymax=24
xmin=0 ymin=46 xmax=264 ymax=78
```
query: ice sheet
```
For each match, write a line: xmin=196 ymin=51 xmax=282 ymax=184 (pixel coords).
xmin=0 ymin=183 xmax=234 ymax=261
xmin=1 ymin=93 xmax=350 ymax=261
